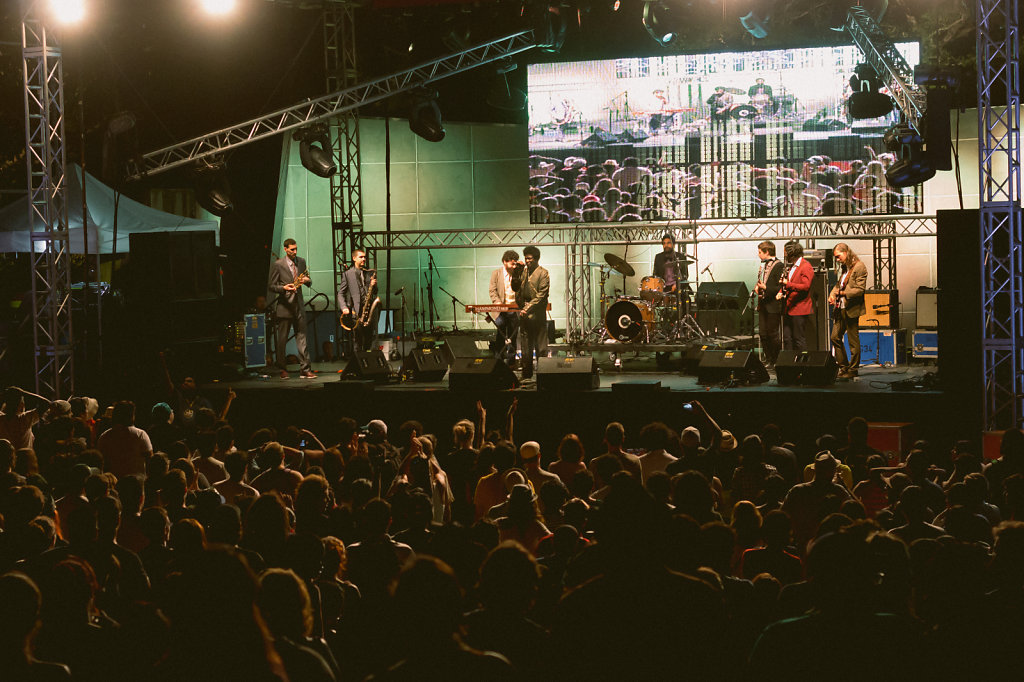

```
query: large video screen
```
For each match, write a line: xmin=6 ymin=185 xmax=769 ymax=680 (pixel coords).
xmin=527 ymin=43 xmax=922 ymax=223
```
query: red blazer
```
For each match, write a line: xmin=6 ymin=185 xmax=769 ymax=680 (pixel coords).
xmin=784 ymin=258 xmax=814 ymax=316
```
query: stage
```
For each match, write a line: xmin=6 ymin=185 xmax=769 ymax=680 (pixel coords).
xmin=204 ymin=353 xmax=950 ymax=459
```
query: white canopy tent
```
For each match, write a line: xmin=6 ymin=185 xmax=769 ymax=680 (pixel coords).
xmin=0 ymin=165 xmax=219 ymax=254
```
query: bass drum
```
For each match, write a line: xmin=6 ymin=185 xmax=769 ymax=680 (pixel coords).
xmin=730 ymin=104 xmax=758 ymax=120
xmin=606 ymin=298 xmax=655 ymax=342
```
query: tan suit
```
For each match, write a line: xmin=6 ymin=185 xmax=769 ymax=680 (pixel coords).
xmin=830 ymin=259 xmax=868 ymax=373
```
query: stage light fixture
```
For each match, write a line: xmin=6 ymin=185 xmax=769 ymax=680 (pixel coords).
xmin=191 ymin=159 xmax=234 ymax=217
xmin=643 ymin=1 xmax=680 ymax=46
xmin=294 ymin=125 xmax=337 ymax=178
xmin=408 ymin=90 xmax=445 ymax=143
xmin=50 ymin=0 xmax=86 ymax=24
xmin=883 ymin=124 xmax=935 ymax=188
xmin=532 ymin=2 xmax=567 ymax=53
xmin=847 ymin=64 xmax=893 ymax=119
xmin=486 ymin=60 xmax=527 ymax=112
xmin=199 ymin=0 xmax=236 ymax=17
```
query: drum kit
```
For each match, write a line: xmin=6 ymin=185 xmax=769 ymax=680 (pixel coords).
xmin=589 ymin=252 xmax=706 ymax=344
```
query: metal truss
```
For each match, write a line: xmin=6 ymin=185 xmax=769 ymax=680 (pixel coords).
xmin=359 ymin=216 xmax=937 ymax=250
xmin=564 ymin=230 xmax=593 ymax=345
xmin=978 ymin=0 xmax=1023 ymax=428
xmin=125 ymin=30 xmax=536 ymax=180
xmin=324 ymin=1 xmax=361 ymax=352
xmin=22 ymin=8 xmax=74 ymax=397
xmin=845 ymin=6 xmax=927 ymax=134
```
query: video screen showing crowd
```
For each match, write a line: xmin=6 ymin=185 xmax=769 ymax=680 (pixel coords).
xmin=527 ymin=44 xmax=924 ymax=223
xmin=268 ymin=237 xmax=867 ymax=382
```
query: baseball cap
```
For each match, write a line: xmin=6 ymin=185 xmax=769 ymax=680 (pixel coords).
xmin=681 ymin=426 xmax=701 ymax=448
xmin=520 ymin=441 xmax=541 ymax=461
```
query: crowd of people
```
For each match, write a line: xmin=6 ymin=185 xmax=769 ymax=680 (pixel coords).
xmin=528 ymin=147 xmax=918 ymax=224
xmin=2 ymin=381 xmax=1023 ymax=681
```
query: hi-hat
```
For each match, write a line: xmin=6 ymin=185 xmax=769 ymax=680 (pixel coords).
xmin=604 ymin=253 xmax=635 ymax=277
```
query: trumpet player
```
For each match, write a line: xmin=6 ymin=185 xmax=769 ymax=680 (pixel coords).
xmin=338 ymin=249 xmax=381 ymax=354
xmin=269 ymin=238 xmax=315 ymax=379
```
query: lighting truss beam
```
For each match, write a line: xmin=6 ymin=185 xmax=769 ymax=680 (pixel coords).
xmin=22 ymin=9 xmax=74 ymax=397
xmin=125 ymin=30 xmax=536 ymax=180
xmin=977 ymin=0 xmax=1022 ymax=428
xmin=358 ymin=216 xmax=938 ymax=250
xmin=845 ymin=6 xmax=927 ymax=133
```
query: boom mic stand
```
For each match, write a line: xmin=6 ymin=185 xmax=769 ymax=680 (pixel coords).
xmin=438 ymin=285 xmax=464 ymax=333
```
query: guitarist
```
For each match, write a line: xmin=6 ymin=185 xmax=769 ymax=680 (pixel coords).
xmin=338 ymin=249 xmax=380 ymax=354
xmin=828 ymin=243 xmax=868 ymax=379
xmin=487 ymin=250 xmax=522 ymax=366
xmin=778 ymin=240 xmax=814 ymax=352
xmin=754 ymin=241 xmax=785 ymax=368
xmin=706 ymin=86 xmax=733 ymax=128
xmin=268 ymin=238 xmax=314 ymax=379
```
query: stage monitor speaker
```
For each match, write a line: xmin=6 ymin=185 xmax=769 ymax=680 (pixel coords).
xmin=401 ymin=347 xmax=449 ymax=382
xmin=537 ymin=356 xmax=599 ymax=390
xmin=696 ymin=350 xmax=769 ymax=385
xmin=448 ymin=357 xmax=518 ymax=391
xmin=916 ymin=287 xmax=938 ymax=328
xmin=775 ymin=350 xmax=839 ymax=386
xmin=696 ymin=281 xmax=749 ymax=309
xmin=442 ymin=335 xmax=493 ymax=363
xmin=342 ymin=349 xmax=391 ymax=381
xmin=861 ymin=290 xmax=899 ymax=327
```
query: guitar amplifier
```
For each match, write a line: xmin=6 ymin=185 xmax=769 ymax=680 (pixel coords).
xmin=861 ymin=290 xmax=899 ymax=327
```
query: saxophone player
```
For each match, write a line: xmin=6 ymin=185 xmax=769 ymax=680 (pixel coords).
xmin=338 ymin=249 xmax=381 ymax=354
xmin=269 ymin=238 xmax=315 ymax=379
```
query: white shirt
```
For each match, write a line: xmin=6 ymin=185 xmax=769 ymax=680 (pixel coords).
xmin=502 ymin=270 xmax=516 ymax=304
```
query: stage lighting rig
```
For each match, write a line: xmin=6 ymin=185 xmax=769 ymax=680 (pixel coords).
xmin=408 ymin=89 xmax=445 ymax=143
xmin=847 ymin=64 xmax=893 ymax=119
xmin=49 ymin=0 xmax=86 ymax=24
xmin=883 ymin=124 xmax=935 ymax=187
xmin=740 ymin=1 xmax=777 ymax=39
xmin=294 ymin=125 xmax=337 ymax=178
xmin=642 ymin=1 xmax=681 ymax=46
xmin=199 ymin=0 xmax=236 ymax=17
xmin=530 ymin=2 xmax=567 ymax=53
xmin=191 ymin=159 xmax=234 ymax=217
xmin=486 ymin=60 xmax=527 ymax=112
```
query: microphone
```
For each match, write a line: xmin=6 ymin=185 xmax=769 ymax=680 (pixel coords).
xmin=394 ymin=286 xmax=405 ymax=295
xmin=873 ymin=303 xmax=893 ymax=310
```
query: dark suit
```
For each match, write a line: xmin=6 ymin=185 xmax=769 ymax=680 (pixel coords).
xmin=829 ymin=260 xmax=868 ymax=371
xmin=268 ymin=255 xmax=311 ymax=372
xmin=488 ymin=266 xmax=519 ymax=364
xmin=653 ymin=250 xmax=689 ymax=291
xmin=337 ymin=266 xmax=380 ymax=353
xmin=513 ymin=263 xmax=550 ymax=377
xmin=757 ymin=258 xmax=785 ymax=364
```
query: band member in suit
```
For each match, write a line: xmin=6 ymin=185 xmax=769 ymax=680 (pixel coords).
xmin=748 ymin=77 xmax=774 ymax=112
xmin=754 ymin=240 xmax=785 ymax=367
xmin=779 ymin=240 xmax=814 ymax=351
xmin=337 ymin=249 xmax=380 ymax=353
xmin=268 ymin=238 xmax=314 ymax=379
xmin=706 ymin=86 xmax=733 ymax=125
xmin=513 ymin=245 xmax=550 ymax=380
xmin=653 ymin=233 xmax=686 ymax=294
xmin=488 ymin=250 xmax=522 ymax=365
xmin=829 ymin=243 xmax=868 ymax=378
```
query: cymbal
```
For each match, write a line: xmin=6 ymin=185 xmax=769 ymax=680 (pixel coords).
xmin=604 ymin=253 xmax=635 ymax=277
xmin=723 ymin=86 xmax=745 ymax=95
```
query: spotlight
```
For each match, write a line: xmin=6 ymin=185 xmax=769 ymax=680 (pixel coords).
xmin=847 ymin=64 xmax=893 ymax=119
xmin=883 ymin=125 xmax=935 ymax=188
xmin=408 ymin=90 xmax=445 ymax=143
xmin=294 ymin=126 xmax=337 ymax=178
xmin=49 ymin=0 xmax=86 ymax=24
xmin=199 ymin=0 xmax=236 ymax=16
xmin=643 ymin=1 xmax=680 ymax=46
xmin=531 ymin=2 xmax=567 ymax=53
xmin=191 ymin=159 xmax=233 ymax=217
xmin=486 ymin=60 xmax=527 ymax=112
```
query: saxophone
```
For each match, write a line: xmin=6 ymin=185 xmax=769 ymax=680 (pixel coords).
xmin=341 ymin=269 xmax=380 ymax=331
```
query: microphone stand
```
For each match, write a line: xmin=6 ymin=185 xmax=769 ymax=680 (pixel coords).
xmin=438 ymin=285 xmax=464 ymax=333
xmin=425 ymin=250 xmax=440 ymax=332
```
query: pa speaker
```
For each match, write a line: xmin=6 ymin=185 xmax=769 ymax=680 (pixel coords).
xmin=537 ymin=356 xmax=599 ymax=390
xmin=342 ymin=350 xmax=390 ymax=381
xmin=442 ymin=335 xmax=492 ymax=363
xmin=696 ymin=350 xmax=769 ymax=385
xmin=696 ymin=281 xmax=750 ymax=309
xmin=775 ymin=350 xmax=839 ymax=386
xmin=448 ymin=357 xmax=518 ymax=391
xmin=402 ymin=347 xmax=449 ymax=382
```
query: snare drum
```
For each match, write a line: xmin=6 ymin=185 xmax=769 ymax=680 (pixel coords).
xmin=640 ymin=276 xmax=666 ymax=303
xmin=606 ymin=298 xmax=655 ymax=342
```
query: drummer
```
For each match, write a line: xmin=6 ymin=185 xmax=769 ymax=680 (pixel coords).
xmin=653 ymin=233 xmax=681 ymax=294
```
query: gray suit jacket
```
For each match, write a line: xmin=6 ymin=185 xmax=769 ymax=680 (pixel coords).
xmin=514 ymin=264 xmax=550 ymax=320
xmin=830 ymin=260 xmax=868 ymax=318
xmin=337 ymin=266 xmax=376 ymax=316
xmin=489 ymin=267 xmax=511 ymax=305
xmin=268 ymin=256 xmax=309 ymax=319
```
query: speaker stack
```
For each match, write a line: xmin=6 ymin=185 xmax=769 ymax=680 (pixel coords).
xmin=696 ymin=350 xmax=770 ymax=385
xmin=695 ymin=282 xmax=754 ymax=336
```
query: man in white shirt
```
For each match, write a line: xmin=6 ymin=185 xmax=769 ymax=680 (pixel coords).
xmin=97 ymin=400 xmax=154 ymax=478
xmin=487 ymin=250 xmax=522 ymax=365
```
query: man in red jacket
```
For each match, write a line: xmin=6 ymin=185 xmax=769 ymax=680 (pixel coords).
xmin=778 ymin=240 xmax=814 ymax=351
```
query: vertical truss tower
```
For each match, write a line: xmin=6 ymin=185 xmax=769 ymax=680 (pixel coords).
xmin=21 ymin=5 xmax=74 ymax=397
xmin=978 ymin=0 xmax=1022 ymax=428
xmin=324 ymin=0 xmax=362 ymax=351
